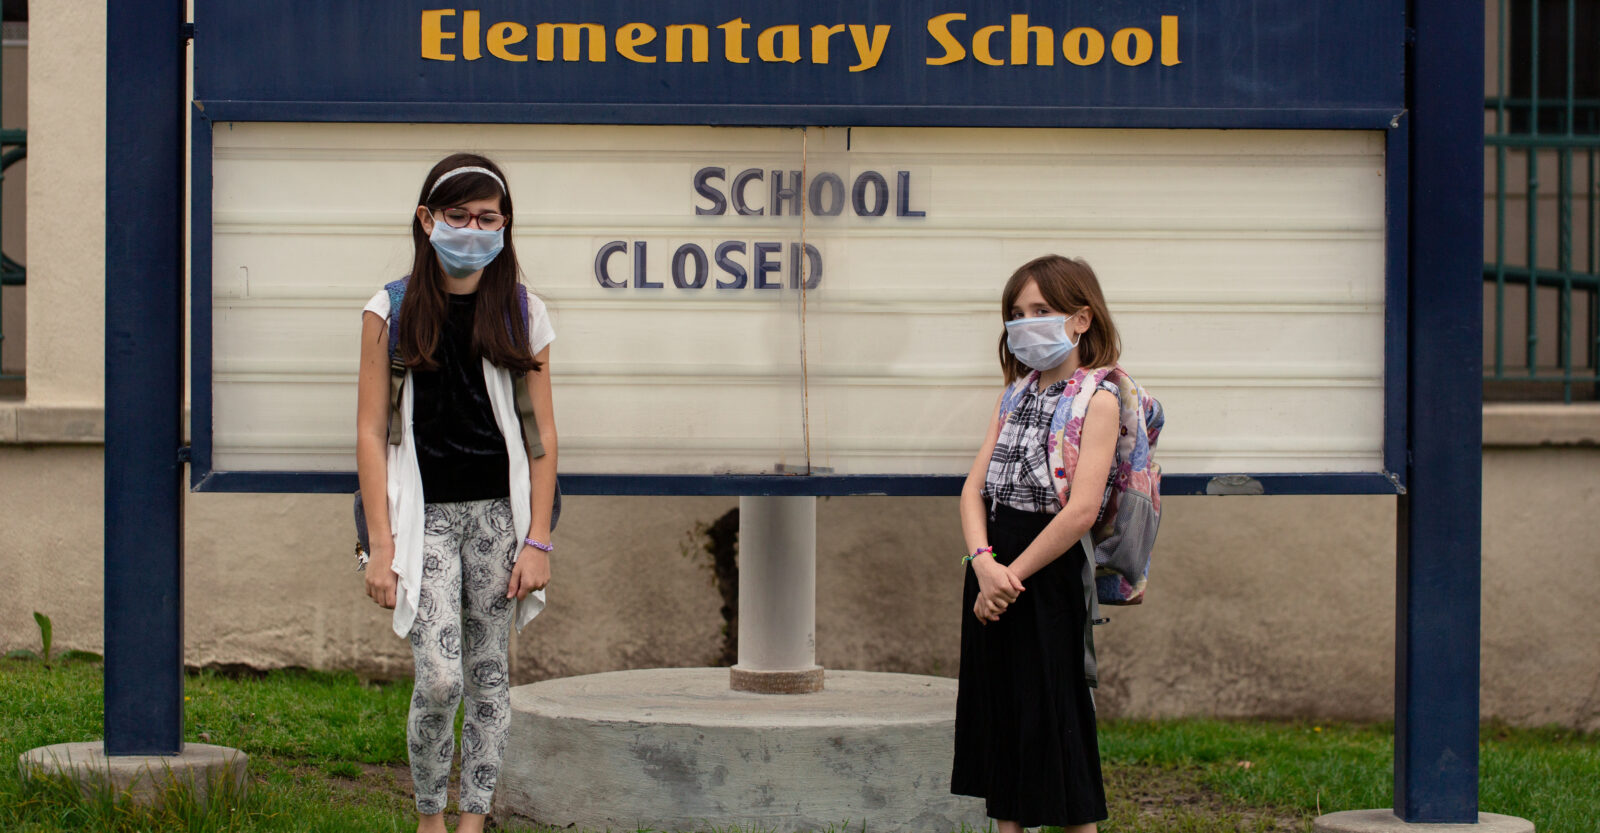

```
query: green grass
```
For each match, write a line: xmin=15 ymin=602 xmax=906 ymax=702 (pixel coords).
xmin=1097 ymin=718 xmax=1600 ymax=831
xmin=2 ymin=658 xmax=1594 ymax=832
xmin=1 ymin=658 xmax=429 ymax=833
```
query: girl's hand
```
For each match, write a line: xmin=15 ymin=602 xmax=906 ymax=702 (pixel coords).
xmin=974 ymin=590 xmax=1009 ymax=623
xmin=364 ymin=543 xmax=398 ymax=609
xmin=973 ymin=593 xmax=1005 ymax=623
xmin=971 ymin=557 xmax=1023 ymax=623
xmin=973 ymin=556 xmax=1024 ymax=605
xmin=507 ymin=546 xmax=550 ymax=600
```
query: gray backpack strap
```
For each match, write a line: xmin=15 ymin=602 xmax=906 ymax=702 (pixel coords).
xmin=386 ymin=360 xmax=405 ymax=447
xmin=510 ymin=280 xmax=561 ymax=529
xmin=1081 ymin=532 xmax=1102 ymax=698
xmin=511 ymin=283 xmax=545 ymax=459
xmin=512 ymin=373 xmax=562 ymax=531
xmin=513 ymin=377 xmax=545 ymax=460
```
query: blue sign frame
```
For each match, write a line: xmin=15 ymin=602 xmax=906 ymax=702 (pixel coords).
xmin=189 ymin=0 xmax=1410 ymax=497
xmin=112 ymin=2 xmax=1482 ymax=822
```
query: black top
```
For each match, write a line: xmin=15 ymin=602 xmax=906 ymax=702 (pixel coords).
xmin=411 ymin=292 xmax=511 ymax=503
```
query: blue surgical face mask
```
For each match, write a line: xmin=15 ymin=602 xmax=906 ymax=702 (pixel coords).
xmin=429 ymin=221 xmax=504 ymax=279
xmin=1005 ymin=315 xmax=1079 ymax=371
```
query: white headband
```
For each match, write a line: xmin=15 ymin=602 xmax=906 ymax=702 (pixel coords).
xmin=428 ymin=165 xmax=507 ymax=198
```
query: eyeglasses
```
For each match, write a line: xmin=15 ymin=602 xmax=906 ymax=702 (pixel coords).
xmin=434 ymin=207 xmax=507 ymax=231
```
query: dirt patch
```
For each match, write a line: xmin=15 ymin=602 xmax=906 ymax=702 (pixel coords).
xmin=276 ymin=760 xmax=417 ymax=813
xmin=338 ymin=762 xmax=415 ymax=806
xmin=273 ymin=758 xmax=1304 ymax=832
xmin=280 ymin=760 xmax=544 ymax=827
xmin=1104 ymin=763 xmax=1307 ymax=832
xmin=685 ymin=507 xmax=741 ymax=667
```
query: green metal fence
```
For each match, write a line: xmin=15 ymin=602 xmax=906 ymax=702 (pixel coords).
xmin=0 ymin=130 xmax=22 ymax=385
xmin=0 ymin=27 xmax=20 ymax=388
xmin=1485 ymin=0 xmax=1600 ymax=402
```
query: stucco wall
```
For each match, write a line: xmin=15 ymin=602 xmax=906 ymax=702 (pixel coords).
xmin=23 ymin=0 xmax=102 ymax=405
xmin=1480 ymin=445 xmax=1600 ymax=729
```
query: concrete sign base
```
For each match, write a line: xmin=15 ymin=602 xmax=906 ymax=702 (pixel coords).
xmin=1315 ymin=810 xmax=1534 ymax=832
xmin=18 ymin=742 xmax=248 ymax=809
xmin=496 ymin=668 xmax=984 ymax=833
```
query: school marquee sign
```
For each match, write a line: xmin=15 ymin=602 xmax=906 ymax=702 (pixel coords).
xmin=191 ymin=0 xmax=1407 ymax=495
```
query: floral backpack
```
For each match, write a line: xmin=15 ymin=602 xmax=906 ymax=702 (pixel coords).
xmin=997 ymin=364 xmax=1163 ymax=691
xmin=997 ymin=364 xmax=1165 ymax=606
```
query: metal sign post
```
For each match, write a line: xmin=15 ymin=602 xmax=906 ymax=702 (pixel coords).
xmin=1398 ymin=0 xmax=1484 ymax=822
xmin=104 ymin=0 xmax=188 ymax=757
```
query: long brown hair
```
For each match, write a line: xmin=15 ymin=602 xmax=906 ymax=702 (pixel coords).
xmin=998 ymin=255 xmax=1121 ymax=383
xmin=399 ymin=153 xmax=540 ymax=373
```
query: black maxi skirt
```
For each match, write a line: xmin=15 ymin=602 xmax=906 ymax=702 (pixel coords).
xmin=950 ymin=503 xmax=1108 ymax=827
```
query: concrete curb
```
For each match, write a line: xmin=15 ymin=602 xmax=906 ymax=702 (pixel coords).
xmin=1314 ymin=810 xmax=1535 ymax=832
xmin=18 ymin=742 xmax=248 ymax=809
xmin=1483 ymin=402 xmax=1600 ymax=447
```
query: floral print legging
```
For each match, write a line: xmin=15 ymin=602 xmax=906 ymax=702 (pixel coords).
xmin=407 ymin=498 xmax=518 ymax=816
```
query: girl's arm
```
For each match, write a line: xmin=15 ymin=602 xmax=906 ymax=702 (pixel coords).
xmin=1005 ymin=389 xmax=1119 ymax=583
xmin=959 ymin=394 xmax=1004 ymax=556
xmin=962 ymin=394 xmax=1026 ymax=620
xmin=356 ymin=311 xmax=399 ymax=609
xmin=507 ymin=344 xmax=556 ymax=600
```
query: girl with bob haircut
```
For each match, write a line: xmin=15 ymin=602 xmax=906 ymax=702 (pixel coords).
xmin=950 ymin=254 xmax=1125 ymax=833
xmin=356 ymin=153 xmax=557 ymax=833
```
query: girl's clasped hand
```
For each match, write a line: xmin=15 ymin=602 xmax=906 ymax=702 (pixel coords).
xmin=970 ymin=551 xmax=1024 ymax=623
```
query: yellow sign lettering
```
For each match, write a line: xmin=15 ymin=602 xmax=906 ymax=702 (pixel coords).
xmin=925 ymin=13 xmax=967 ymax=66
xmin=418 ymin=12 xmax=1182 ymax=73
xmin=973 ymin=24 xmax=1004 ymax=66
xmin=1010 ymin=14 xmax=1053 ymax=66
xmin=617 ymin=22 xmax=657 ymax=63
xmin=811 ymin=24 xmax=846 ymax=64
xmin=666 ymin=23 xmax=709 ymax=63
xmin=847 ymin=24 xmax=890 ymax=72
xmin=421 ymin=9 xmax=456 ymax=61
xmin=536 ymin=22 xmax=607 ymax=62
xmin=1063 ymin=27 xmax=1104 ymax=66
xmin=719 ymin=18 xmax=751 ymax=64
xmin=462 ymin=10 xmax=482 ymax=60
xmin=758 ymin=24 xmax=801 ymax=63
xmin=488 ymin=21 xmax=528 ymax=61
xmin=1111 ymin=27 xmax=1152 ymax=66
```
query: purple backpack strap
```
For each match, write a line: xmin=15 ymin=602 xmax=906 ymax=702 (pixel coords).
xmin=384 ymin=277 xmax=409 ymax=363
xmin=381 ymin=278 xmax=409 ymax=446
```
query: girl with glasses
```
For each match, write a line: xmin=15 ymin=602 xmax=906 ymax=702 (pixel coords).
xmin=356 ymin=153 xmax=557 ymax=833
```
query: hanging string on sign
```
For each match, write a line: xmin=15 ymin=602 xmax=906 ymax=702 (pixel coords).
xmin=799 ymin=126 xmax=812 ymax=474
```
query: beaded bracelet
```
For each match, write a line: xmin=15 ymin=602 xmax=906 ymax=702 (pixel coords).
xmin=962 ymin=546 xmax=994 ymax=565
xmin=524 ymin=538 xmax=554 ymax=553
